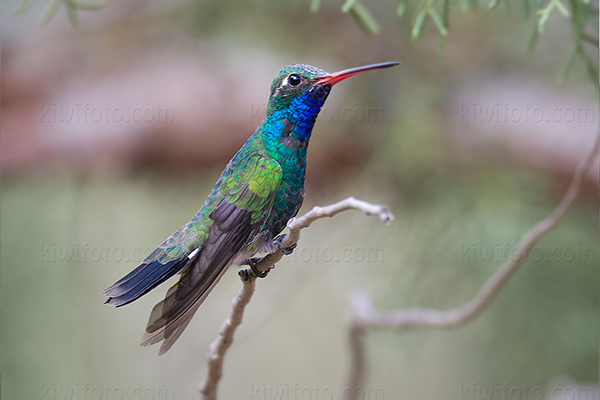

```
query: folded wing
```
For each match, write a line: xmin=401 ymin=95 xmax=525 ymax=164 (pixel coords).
xmin=140 ymin=155 xmax=283 ymax=354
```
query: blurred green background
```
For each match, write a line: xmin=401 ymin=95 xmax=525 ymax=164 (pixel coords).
xmin=1 ymin=1 xmax=598 ymax=399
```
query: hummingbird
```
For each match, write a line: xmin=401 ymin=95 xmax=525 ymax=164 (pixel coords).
xmin=103 ymin=61 xmax=399 ymax=355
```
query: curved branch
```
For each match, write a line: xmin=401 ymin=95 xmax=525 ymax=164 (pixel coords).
xmin=251 ymin=197 xmax=393 ymax=276
xmin=198 ymin=197 xmax=394 ymax=400
xmin=344 ymin=130 xmax=600 ymax=399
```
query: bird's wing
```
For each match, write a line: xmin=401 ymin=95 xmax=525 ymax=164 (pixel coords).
xmin=140 ymin=154 xmax=283 ymax=354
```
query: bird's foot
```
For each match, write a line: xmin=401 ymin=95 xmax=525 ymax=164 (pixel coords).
xmin=238 ymin=235 xmax=294 ymax=280
xmin=240 ymin=257 xmax=272 ymax=279
xmin=273 ymin=234 xmax=296 ymax=255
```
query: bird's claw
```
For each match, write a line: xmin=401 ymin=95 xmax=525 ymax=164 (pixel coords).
xmin=273 ymin=234 xmax=296 ymax=255
xmin=240 ymin=257 xmax=272 ymax=279
xmin=255 ymin=268 xmax=271 ymax=278
xmin=237 ymin=234 xmax=295 ymax=280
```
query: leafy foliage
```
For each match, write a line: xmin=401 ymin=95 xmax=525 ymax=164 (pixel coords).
xmin=16 ymin=0 xmax=598 ymax=85
xmin=16 ymin=0 xmax=107 ymax=27
xmin=324 ymin=0 xmax=598 ymax=86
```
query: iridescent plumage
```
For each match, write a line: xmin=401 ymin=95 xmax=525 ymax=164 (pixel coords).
xmin=103 ymin=62 xmax=398 ymax=354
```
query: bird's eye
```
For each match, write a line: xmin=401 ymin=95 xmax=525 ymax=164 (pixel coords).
xmin=288 ymin=74 xmax=301 ymax=86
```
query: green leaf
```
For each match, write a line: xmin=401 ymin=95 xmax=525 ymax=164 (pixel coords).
xmin=441 ymin=0 xmax=450 ymax=29
xmin=580 ymin=33 xmax=599 ymax=47
xmin=429 ymin=8 xmax=448 ymax=36
xmin=310 ymin=0 xmax=321 ymax=13
xmin=349 ymin=2 xmax=381 ymax=36
xmin=411 ymin=4 xmax=429 ymax=40
xmin=537 ymin=0 xmax=570 ymax=33
xmin=70 ymin=0 xmax=107 ymax=10
xmin=16 ymin=0 xmax=35 ymax=16
xmin=579 ymin=51 xmax=600 ymax=89
xmin=554 ymin=0 xmax=569 ymax=16
xmin=461 ymin=0 xmax=478 ymax=12
xmin=65 ymin=0 xmax=80 ymax=27
xmin=396 ymin=0 xmax=406 ymax=17
xmin=557 ymin=47 xmax=577 ymax=83
xmin=342 ymin=0 xmax=358 ymax=13
xmin=525 ymin=25 xmax=540 ymax=56
xmin=37 ymin=0 xmax=62 ymax=26
xmin=437 ymin=32 xmax=445 ymax=54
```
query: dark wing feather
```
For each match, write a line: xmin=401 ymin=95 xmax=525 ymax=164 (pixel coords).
xmin=102 ymin=257 xmax=191 ymax=307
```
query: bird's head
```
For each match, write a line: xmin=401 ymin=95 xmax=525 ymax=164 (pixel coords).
xmin=266 ymin=62 xmax=399 ymax=122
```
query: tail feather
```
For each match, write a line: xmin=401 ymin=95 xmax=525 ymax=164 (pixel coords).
xmin=103 ymin=257 xmax=190 ymax=307
xmin=139 ymin=250 xmax=234 ymax=355
xmin=140 ymin=205 xmax=252 ymax=354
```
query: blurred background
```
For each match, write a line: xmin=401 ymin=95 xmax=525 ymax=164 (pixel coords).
xmin=1 ymin=1 xmax=598 ymax=399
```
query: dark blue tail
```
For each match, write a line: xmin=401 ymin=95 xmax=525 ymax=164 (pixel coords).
xmin=103 ymin=257 xmax=190 ymax=307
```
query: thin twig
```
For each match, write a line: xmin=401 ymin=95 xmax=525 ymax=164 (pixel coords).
xmin=198 ymin=197 xmax=394 ymax=400
xmin=251 ymin=197 xmax=393 ymax=276
xmin=199 ymin=278 xmax=255 ymax=400
xmin=344 ymin=130 xmax=600 ymax=399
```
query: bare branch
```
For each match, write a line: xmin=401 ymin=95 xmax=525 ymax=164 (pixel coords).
xmin=199 ymin=279 xmax=255 ymax=400
xmin=198 ymin=197 xmax=394 ymax=399
xmin=344 ymin=130 xmax=600 ymax=399
xmin=251 ymin=197 xmax=394 ymax=276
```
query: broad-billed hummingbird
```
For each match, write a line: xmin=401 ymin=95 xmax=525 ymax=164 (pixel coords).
xmin=103 ymin=61 xmax=399 ymax=354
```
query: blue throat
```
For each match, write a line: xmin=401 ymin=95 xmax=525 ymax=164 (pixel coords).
xmin=285 ymin=85 xmax=331 ymax=141
xmin=263 ymin=84 xmax=332 ymax=146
